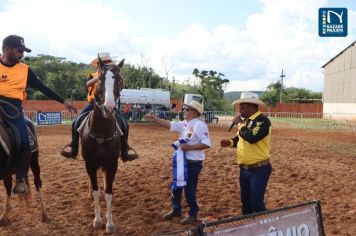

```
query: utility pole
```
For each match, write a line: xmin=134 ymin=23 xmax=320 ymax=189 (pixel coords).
xmin=280 ymin=69 xmax=285 ymax=103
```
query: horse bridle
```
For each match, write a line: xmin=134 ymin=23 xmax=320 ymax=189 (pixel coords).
xmin=0 ymin=100 xmax=20 ymax=119
xmin=94 ymin=65 xmax=121 ymax=116
xmin=89 ymin=64 xmax=122 ymax=143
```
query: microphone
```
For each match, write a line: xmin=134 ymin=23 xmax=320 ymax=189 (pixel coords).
xmin=227 ymin=113 xmax=242 ymax=132
xmin=227 ymin=122 xmax=235 ymax=132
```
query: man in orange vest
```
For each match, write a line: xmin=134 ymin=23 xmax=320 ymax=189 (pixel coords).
xmin=60 ymin=53 xmax=138 ymax=162
xmin=0 ymin=35 xmax=77 ymax=194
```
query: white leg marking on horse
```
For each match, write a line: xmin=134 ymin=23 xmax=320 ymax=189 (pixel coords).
xmin=105 ymin=193 xmax=116 ymax=234
xmin=0 ymin=194 xmax=11 ymax=225
xmin=92 ymin=190 xmax=102 ymax=228
xmin=37 ymin=189 xmax=49 ymax=222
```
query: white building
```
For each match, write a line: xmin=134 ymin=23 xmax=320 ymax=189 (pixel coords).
xmin=322 ymin=40 xmax=356 ymax=115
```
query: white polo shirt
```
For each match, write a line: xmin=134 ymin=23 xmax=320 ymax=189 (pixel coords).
xmin=170 ymin=118 xmax=211 ymax=161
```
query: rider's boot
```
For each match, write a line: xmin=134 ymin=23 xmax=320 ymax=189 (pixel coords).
xmin=61 ymin=117 xmax=81 ymax=159
xmin=120 ymin=134 xmax=138 ymax=162
xmin=12 ymin=149 xmax=31 ymax=194
xmin=115 ymin=114 xmax=138 ymax=162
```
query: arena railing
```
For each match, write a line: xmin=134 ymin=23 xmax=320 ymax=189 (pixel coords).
xmin=26 ymin=110 xmax=356 ymax=130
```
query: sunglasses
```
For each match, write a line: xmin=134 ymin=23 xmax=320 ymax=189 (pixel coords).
xmin=183 ymin=107 xmax=193 ymax=112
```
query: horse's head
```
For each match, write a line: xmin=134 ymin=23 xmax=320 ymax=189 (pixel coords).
xmin=94 ymin=56 xmax=125 ymax=117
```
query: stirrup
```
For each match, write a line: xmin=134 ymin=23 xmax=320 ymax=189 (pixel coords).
xmin=122 ymin=147 xmax=138 ymax=162
xmin=60 ymin=144 xmax=78 ymax=159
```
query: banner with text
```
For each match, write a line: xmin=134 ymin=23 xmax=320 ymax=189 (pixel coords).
xmin=199 ymin=201 xmax=324 ymax=236
xmin=37 ymin=112 xmax=62 ymax=125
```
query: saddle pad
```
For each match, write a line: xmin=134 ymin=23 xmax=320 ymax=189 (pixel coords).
xmin=77 ymin=114 xmax=123 ymax=137
xmin=77 ymin=115 xmax=90 ymax=135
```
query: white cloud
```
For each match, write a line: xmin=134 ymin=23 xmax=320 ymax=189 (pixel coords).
xmin=1 ymin=0 xmax=354 ymax=93
xmin=0 ymin=0 xmax=131 ymax=62
xmin=141 ymin=0 xmax=355 ymax=92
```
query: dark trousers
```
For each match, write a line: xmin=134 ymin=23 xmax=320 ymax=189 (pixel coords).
xmin=0 ymin=99 xmax=30 ymax=180
xmin=172 ymin=161 xmax=202 ymax=216
xmin=69 ymin=101 xmax=94 ymax=151
xmin=81 ymin=101 xmax=94 ymax=115
xmin=239 ymin=164 xmax=272 ymax=215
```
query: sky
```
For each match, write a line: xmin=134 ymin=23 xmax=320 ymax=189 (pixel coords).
xmin=1 ymin=0 xmax=355 ymax=92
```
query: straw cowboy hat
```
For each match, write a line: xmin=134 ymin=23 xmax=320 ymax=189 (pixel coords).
xmin=90 ymin=52 xmax=113 ymax=67
xmin=232 ymin=91 xmax=266 ymax=107
xmin=183 ymin=100 xmax=205 ymax=120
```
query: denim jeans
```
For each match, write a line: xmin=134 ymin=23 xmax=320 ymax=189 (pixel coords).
xmin=172 ymin=161 xmax=203 ymax=216
xmin=81 ymin=101 xmax=94 ymax=115
xmin=239 ymin=164 xmax=272 ymax=215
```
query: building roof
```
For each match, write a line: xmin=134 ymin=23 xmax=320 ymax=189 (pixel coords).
xmin=321 ymin=40 xmax=356 ymax=68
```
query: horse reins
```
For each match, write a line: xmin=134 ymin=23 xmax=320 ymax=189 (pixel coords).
xmin=0 ymin=100 xmax=20 ymax=119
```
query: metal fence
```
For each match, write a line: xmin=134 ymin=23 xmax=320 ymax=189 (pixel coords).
xmin=26 ymin=110 xmax=356 ymax=131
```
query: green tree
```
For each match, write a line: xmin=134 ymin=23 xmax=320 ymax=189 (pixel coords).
xmin=121 ymin=64 xmax=163 ymax=89
xmin=260 ymin=81 xmax=322 ymax=106
xmin=193 ymin=69 xmax=229 ymax=110
xmin=284 ymin=87 xmax=322 ymax=102
xmin=260 ymin=81 xmax=282 ymax=106
xmin=23 ymin=54 xmax=91 ymax=100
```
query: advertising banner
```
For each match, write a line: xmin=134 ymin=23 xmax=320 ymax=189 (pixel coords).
xmin=37 ymin=112 xmax=62 ymax=125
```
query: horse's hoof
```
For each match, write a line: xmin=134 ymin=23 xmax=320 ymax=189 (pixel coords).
xmin=106 ymin=223 xmax=116 ymax=234
xmin=93 ymin=218 xmax=102 ymax=228
xmin=42 ymin=213 xmax=49 ymax=222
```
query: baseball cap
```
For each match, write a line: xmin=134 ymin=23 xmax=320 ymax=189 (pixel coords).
xmin=2 ymin=35 xmax=31 ymax=53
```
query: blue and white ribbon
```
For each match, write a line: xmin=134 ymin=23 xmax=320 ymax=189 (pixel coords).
xmin=171 ymin=139 xmax=188 ymax=191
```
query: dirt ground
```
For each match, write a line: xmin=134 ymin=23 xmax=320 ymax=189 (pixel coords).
xmin=0 ymin=124 xmax=355 ymax=236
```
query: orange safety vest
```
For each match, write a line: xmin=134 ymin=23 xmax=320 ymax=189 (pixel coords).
xmin=87 ymin=71 xmax=100 ymax=101
xmin=0 ymin=62 xmax=29 ymax=101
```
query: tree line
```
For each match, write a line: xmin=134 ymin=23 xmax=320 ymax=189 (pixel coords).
xmin=24 ymin=55 xmax=229 ymax=110
xmin=24 ymin=54 xmax=321 ymax=111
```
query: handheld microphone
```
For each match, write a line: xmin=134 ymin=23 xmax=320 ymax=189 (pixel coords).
xmin=227 ymin=122 xmax=235 ymax=132
xmin=227 ymin=113 xmax=242 ymax=132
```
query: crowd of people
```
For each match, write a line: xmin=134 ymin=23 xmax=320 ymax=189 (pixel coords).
xmin=121 ymin=102 xmax=175 ymax=121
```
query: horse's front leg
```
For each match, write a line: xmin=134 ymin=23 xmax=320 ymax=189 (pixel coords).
xmin=0 ymin=176 xmax=12 ymax=226
xmin=104 ymin=169 xmax=117 ymax=234
xmin=86 ymin=166 xmax=102 ymax=228
xmin=30 ymin=150 xmax=49 ymax=222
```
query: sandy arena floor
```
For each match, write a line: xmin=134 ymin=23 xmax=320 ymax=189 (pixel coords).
xmin=0 ymin=123 xmax=355 ymax=235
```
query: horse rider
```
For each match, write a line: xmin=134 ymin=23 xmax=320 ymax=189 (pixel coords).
xmin=60 ymin=52 xmax=138 ymax=162
xmin=0 ymin=35 xmax=77 ymax=194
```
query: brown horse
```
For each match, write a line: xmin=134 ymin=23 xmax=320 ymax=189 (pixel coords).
xmin=80 ymin=57 xmax=124 ymax=234
xmin=0 ymin=112 xmax=48 ymax=225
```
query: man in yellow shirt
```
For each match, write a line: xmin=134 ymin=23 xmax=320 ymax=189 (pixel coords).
xmin=220 ymin=92 xmax=272 ymax=215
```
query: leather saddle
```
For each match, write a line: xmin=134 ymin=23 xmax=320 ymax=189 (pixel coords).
xmin=0 ymin=116 xmax=38 ymax=158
